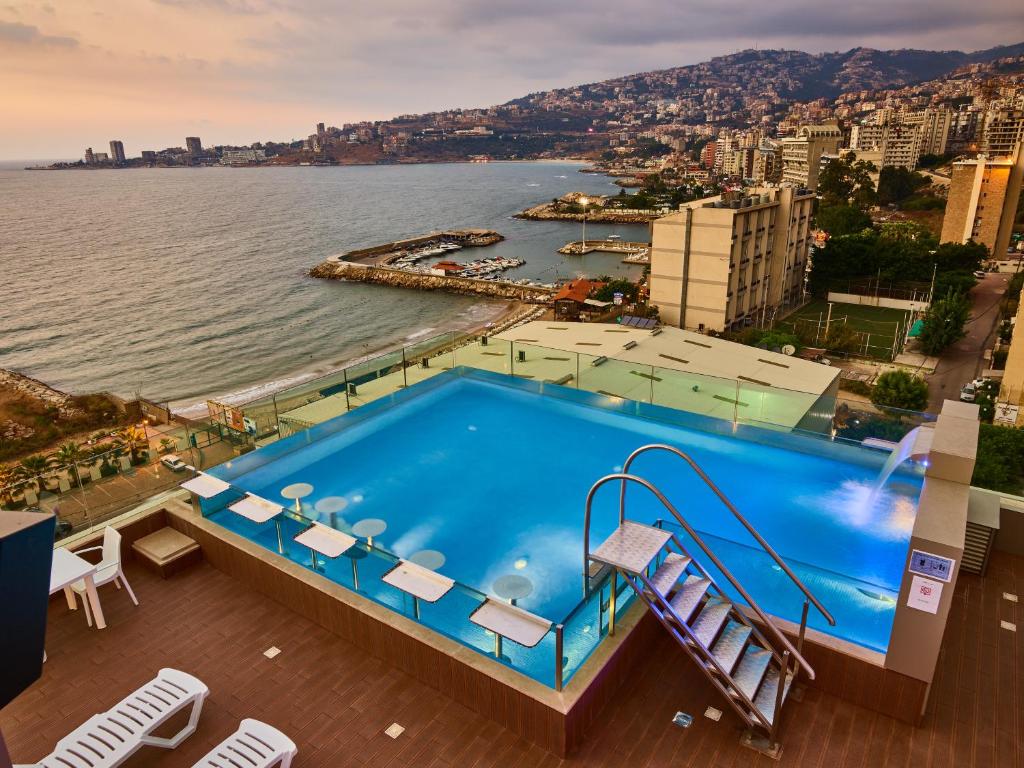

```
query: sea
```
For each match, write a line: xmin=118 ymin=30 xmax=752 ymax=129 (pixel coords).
xmin=0 ymin=161 xmax=647 ymax=414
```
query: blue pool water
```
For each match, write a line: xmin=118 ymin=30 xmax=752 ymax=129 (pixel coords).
xmin=205 ymin=369 xmax=922 ymax=686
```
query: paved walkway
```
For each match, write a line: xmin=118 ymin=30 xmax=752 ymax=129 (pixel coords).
xmin=926 ymin=273 xmax=1009 ymax=411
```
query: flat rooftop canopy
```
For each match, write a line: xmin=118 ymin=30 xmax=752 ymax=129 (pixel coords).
xmin=495 ymin=321 xmax=839 ymax=397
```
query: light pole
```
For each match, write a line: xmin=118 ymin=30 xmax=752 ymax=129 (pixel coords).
xmin=578 ymin=196 xmax=589 ymax=252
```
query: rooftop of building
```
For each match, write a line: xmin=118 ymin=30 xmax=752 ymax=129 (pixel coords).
xmin=497 ymin=321 xmax=838 ymax=395
xmin=4 ymin=533 xmax=1020 ymax=768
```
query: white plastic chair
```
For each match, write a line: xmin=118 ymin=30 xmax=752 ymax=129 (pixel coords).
xmin=15 ymin=668 xmax=209 ymax=768
xmin=192 ymin=719 xmax=297 ymax=768
xmin=72 ymin=527 xmax=139 ymax=626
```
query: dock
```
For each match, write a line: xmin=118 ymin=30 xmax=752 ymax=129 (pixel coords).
xmin=339 ymin=229 xmax=504 ymax=267
xmin=310 ymin=228 xmax=558 ymax=301
xmin=557 ymin=239 xmax=650 ymax=264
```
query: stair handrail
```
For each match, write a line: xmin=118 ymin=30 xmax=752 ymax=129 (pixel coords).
xmin=584 ymin=472 xmax=818 ymax=681
xmin=620 ymin=444 xmax=835 ymax=628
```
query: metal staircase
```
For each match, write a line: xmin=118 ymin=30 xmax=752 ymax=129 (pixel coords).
xmin=583 ymin=444 xmax=835 ymax=756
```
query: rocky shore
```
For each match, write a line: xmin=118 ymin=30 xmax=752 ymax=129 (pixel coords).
xmin=515 ymin=201 xmax=657 ymax=223
xmin=0 ymin=369 xmax=83 ymax=418
xmin=309 ymin=261 xmax=554 ymax=301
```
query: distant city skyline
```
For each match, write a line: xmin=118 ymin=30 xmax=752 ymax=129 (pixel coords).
xmin=1 ymin=0 xmax=1022 ymax=160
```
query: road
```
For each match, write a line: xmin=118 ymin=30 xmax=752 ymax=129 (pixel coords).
xmin=925 ymin=272 xmax=1008 ymax=411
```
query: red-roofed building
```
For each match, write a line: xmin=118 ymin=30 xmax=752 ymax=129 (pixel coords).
xmin=553 ymin=278 xmax=608 ymax=320
xmin=430 ymin=261 xmax=465 ymax=276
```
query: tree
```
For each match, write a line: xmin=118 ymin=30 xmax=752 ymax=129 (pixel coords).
xmin=876 ymin=166 xmax=929 ymax=206
xmin=595 ymin=278 xmax=639 ymax=302
xmin=54 ymin=441 xmax=85 ymax=486
xmin=818 ymin=154 xmax=877 ymax=210
xmin=815 ymin=204 xmax=872 ymax=237
xmin=871 ymin=370 xmax=929 ymax=412
xmin=972 ymin=423 xmax=1024 ymax=493
xmin=919 ymin=289 xmax=971 ymax=355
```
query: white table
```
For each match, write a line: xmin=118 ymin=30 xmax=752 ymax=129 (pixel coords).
xmin=50 ymin=548 xmax=106 ymax=630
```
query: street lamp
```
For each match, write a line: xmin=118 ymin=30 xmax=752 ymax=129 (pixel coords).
xmin=578 ymin=196 xmax=589 ymax=252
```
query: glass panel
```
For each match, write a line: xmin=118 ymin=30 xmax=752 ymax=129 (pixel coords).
xmin=576 ymin=353 xmax=653 ymax=403
xmin=454 ymin=335 xmax=512 ymax=375
xmin=509 ymin=342 xmax=578 ymax=386
xmin=736 ymin=379 xmax=818 ymax=433
xmin=344 ymin=349 xmax=407 ymax=409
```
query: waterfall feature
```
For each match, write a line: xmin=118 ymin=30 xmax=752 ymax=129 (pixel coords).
xmin=872 ymin=426 xmax=929 ymax=494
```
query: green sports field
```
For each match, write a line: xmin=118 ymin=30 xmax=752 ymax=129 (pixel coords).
xmin=779 ymin=299 xmax=912 ymax=358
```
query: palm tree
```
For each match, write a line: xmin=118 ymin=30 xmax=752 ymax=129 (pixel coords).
xmin=116 ymin=425 xmax=148 ymax=465
xmin=53 ymin=441 xmax=85 ymax=487
xmin=0 ymin=465 xmax=17 ymax=507
xmin=16 ymin=454 xmax=50 ymax=494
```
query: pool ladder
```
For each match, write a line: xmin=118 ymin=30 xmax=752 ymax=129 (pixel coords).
xmin=582 ymin=444 xmax=835 ymax=756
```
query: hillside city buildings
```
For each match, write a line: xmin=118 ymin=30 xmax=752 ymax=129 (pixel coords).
xmin=779 ymin=124 xmax=843 ymax=188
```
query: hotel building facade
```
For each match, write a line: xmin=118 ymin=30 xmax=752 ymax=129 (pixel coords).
xmin=649 ymin=186 xmax=815 ymax=332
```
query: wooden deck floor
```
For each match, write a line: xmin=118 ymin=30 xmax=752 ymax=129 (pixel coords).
xmin=2 ymin=551 xmax=1021 ymax=768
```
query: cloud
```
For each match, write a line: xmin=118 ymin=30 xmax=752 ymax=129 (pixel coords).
xmin=0 ymin=20 xmax=77 ymax=47
xmin=149 ymin=0 xmax=271 ymax=14
xmin=2 ymin=0 xmax=1022 ymax=160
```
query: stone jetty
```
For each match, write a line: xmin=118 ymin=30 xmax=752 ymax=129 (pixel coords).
xmin=309 ymin=261 xmax=554 ymax=301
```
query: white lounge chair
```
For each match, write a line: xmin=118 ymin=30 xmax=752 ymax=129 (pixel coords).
xmin=191 ymin=719 xmax=297 ymax=768
xmin=16 ymin=668 xmax=208 ymax=768
xmin=71 ymin=527 xmax=139 ymax=626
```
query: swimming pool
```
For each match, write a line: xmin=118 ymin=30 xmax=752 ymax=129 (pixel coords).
xmin=201 ymin=368 xmax=923 ymax=687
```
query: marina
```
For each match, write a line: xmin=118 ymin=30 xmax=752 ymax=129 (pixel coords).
xmin=312 ymin=227 xmax=563 ymax=299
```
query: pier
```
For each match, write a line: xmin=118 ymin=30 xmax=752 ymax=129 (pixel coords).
xmin=339 ymin=229 xmax=504 ymax=267
xmin=309 ymin=260 xmax=555 ymax=301
xmin=557 ymin=239 xmax=650 ymax=264
xmin=310 ymin=228 xmax=561 ymax=301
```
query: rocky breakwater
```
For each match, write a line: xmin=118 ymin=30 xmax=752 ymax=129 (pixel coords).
xmin=516 ymin=193 xmax=657 ymax=223
xmin=310 ymin=261 xmax=555 ymax=302
xmin=0 ymin=369 xmax=83 ymax=418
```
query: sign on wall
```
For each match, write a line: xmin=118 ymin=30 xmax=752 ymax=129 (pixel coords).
xmin=908 ymin=550 xmax=956 ymax=583
xmin=907 ymin=575 xmax=943 ymax=614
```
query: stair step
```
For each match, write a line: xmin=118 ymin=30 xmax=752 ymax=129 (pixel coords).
xmin=690 ymin=597 xmax=732 ymax=648
xmin=710 ymin=620 xmax=752 ymax=675
xmin=592 ymin=521 xmax=672 ymax=574
xmin=753 ymin=666 xmax=794 ymax=727
xmin=648 ymin=553 xmax=692 ymax=596
xmin=668 ymin=576 xmax=711 ymax=623
xmin=732 ymin=647 xmax=772 ymax=702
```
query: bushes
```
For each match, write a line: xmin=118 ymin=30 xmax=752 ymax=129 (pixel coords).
xmin=839 ymin=379 xmax=873 ymax=397
xmin=972 ymin=424 xmax=1024 ymax=494
xmin=870 ymin=370 xmax=929 ymax=412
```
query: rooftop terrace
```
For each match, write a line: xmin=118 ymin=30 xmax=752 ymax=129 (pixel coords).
xmin=3 ymin=536 xmax=1020 ymax=767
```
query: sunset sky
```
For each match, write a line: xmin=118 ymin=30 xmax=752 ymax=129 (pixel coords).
xmin=2 ymin=0 xmax=1022 ymax=160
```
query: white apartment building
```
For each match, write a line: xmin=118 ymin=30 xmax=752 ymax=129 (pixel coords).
xmin=901 ymin=108 xmax=953 ymax=156
xmin=649 ymin=187 xmax=815 ymax=332
xmin=849 ymin=123 xmax=922 ymax=170
xmin=780 ymin=124 xmax=842 ymax=189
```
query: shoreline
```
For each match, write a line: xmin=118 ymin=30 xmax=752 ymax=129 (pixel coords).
xmin=169 ymin=297 xmax=527 ymax=418
xmin=24 ymin=157 xmax=598 ymax=172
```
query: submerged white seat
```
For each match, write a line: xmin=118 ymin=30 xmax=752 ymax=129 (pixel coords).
xmin=191 ymin=718 xmax=297 ymax=768
xmin=16 ymin=668 xmax=209 ymax=768
xmin=71 ymin=526 xmax=139 ymax=626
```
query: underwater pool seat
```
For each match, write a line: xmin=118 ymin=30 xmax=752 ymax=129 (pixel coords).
xmin=583 ymin=443 xmax=835 ymax=758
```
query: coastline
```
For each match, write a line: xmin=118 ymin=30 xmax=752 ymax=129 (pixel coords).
xmin=169 ymin=297 xmax=528 ymax=418
xmin=26 ymin=157 xmax=598 ymax=172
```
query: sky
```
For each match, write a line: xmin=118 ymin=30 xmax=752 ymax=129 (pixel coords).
xmin=1 ymin=0 xmax=1022 ymax=160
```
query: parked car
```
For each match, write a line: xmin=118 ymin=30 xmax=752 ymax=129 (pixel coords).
xmin=160 ymin=454 xmax=188 ymax=472
xmin=960 ymin=382 xmax=977 ymax=402
xmin=973 ymin=270 xmax=987 ymax=278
